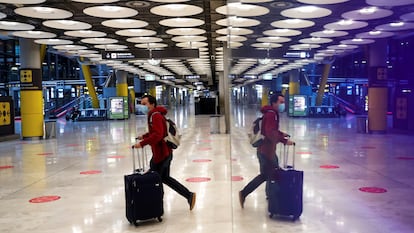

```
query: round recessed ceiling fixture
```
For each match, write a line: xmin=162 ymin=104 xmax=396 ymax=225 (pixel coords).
xmin=216 ymin=35 xmax=247 ymax=42
xmin=340 ymin=38 xmax=375 ymax=45
xmin=290 ymin=43 xmax=321 ymax=49
xmin=115 ymin=29 xmax=156 ymax=37
xmin=310 ymin=30 xmax=348 ymax=38
xmin=342 ymin=7 xmax=393 ymax=20
xmin=159 ymin=18 xmax=204 ymax=27
xmin=43 ymin=20 xmax=91 ymax=30
xmin=102 ymin=19 xmax=148 ymax=28
xmin=324 ymin=20 xmax=368 ymax=30
xmin=149 ymin=0 xmax=190 ymax=2
xmin=12 ymin=30 xmax=56 ymax=39
xmin=271 ymin=19 xmax=315 ymax=28
xmin=81 ymin=38 xmax=118 ymax=44
xmin=172 ymin=35 xmax=207 ymax=42
xmin=64 ymin=30 xmax=106 ymax=38
xmin=257 ymin=36 xmax=291 ymax=43
xmin=366 ymin=0 xmax=414 ymax=6
xmin=176 ymin=41 xmax=208 ymax=48
xmin=0 ymin=12 xmax=5 ymax=19
xmin=53 ymin=45 xmax=87 ymax=51
xmin=216 ymin=27 xmax=253 ymax=36
xmin=263 ymin=28 xmax=302 ymax=37
xmin=34 ymin=39 xmax=73 ymax=45
xmin=83 ymin=6 xmax=138 ymax=18
xmin=0 ymin=0 xmax=46 ymax=3
xmin=356 ymin=30 xmax=394 ymax=39
xmin=299 ymin=37 xmax=333 ymax=44
xmin=251 ymin=42 xmax=282 ymax=48
xmin=0 ymin=21 xmax=35 ymax=30
xmin=15 ymin=6 xmax=73 ymax=19
xmin=216 ymin=3 xmax=269 ymax=17
xmin=72 ymin=0 xmax=119 ymax=2
xmin=216 ymin=17 xmax=260 ymax=27
xmin=297 ymin=0 xmax=349 ymax=3
xmin=166 ymin=28 xmax=206 ymax=36
xmin=126 ymin=37 xmax=162 ymax=43
xmin=401 ymin=12 xmax=414 ymax=21
xmin=375 ymin=22 xmax=414 ymax=31
xmin=94 ymin=44 xmax=128 ymax=50
xmin=328 ymin=44 xmax=358 ymax=50
xmin=281 ymin=6 xmax=332 ymax=19
xmin=150 ymin=4 xmax=203 ymax=17
xmin=135 ymin=43 xmax=168 ymax=49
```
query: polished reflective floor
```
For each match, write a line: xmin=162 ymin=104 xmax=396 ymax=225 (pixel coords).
xmin=1 ymin=104 xmax=414 ymax=233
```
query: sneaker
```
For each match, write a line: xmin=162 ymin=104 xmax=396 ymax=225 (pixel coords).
xmin=239 ymin=191 xmax=245 ymax=209
xmin=188 ymin=192 xmax=196 ymax=211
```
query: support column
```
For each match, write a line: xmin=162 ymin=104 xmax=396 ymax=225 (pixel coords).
xmin=19 ymin=38 xmax=43 ymax=139
xmin=221 ymin=43 xmax=231 ymax=134
xmin=81 ymin=61 xmax=99 ymax=108
xmin=368 ymin=39 xmax=388 ymax=133
xmin=316 ymin=64 xmax=331 ymax=106
xmin=262 ymin=86 xmax=269 ymax=106
xmin=116 ymin=70 xmax=128 ymax=97
xmin=288 ymin=69 xmax=300 ymax=96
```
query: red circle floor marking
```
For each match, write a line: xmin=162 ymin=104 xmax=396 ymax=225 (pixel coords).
xmin=320 ymin=165 xmax=340 ymax=169
xmin=186 ymin=177 xmax=211 ymax=182
xmin=29 ymin=195 xmax=61 ymax=203
xmin=80 ymin=170 xmax=102 ymax=175
xmin=0 ymin=165 xmax=14 ymax=169
xmin=232 ymin=176 xmax=244 ymax=181
xmin=37 ymin=152 xmax=53 ymax=156
xmin=198 ymin=147 xmax=212 ymax=151
xmin=359 ymin=187 xmax=387 ymax=193
xmin=231 ymin=158 xmax=237 ymax=161
xmin=107 ymin=155 xmax=125 ymax=159
xmin=396 ymin=157 xmax=414 ymax=160
xmin=360 ymin=146 xmax=376 ymax=149
xmin=296 ymin=152 xmax=312 ymax=155
xmin=193 ymin=159 xmax=212 ymax=163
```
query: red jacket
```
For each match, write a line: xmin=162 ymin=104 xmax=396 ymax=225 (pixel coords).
xmin=258 ymin=105 xmax=288 ymax=160
xmin=139 ymin=106 xmax=171 ymax=164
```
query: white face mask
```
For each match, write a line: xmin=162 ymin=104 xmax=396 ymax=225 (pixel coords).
xmin=278 ymin=103 xmax=285 ymax=113
xmin=138 ymin=104 xmax=149 ymax=115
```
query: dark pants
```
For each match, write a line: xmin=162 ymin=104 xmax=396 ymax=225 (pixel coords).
xmin=240 ymin=152 xmax=279 ymax=198
xmin=150 ymin=154 xmax=192 ymax=200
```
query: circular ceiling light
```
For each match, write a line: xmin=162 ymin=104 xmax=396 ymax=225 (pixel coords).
xmin=83 ymin=6 xmax=138 ymax=18
xmin=401 ymin=12 xmax=414 ymax=21
xmin=216 ymin=17 xmax=260 ymax=27
xmin=176 ymin=41 xmax=208 ymax=48
xmin=135 ymin=43 xmax=168 ymax=49
xmin=216 ymin=35 xmax=247 ymax=42
xmin=340 ymin=38 xmax=375 ymax=45
xmin=166 ymin=28 xmax=206 ymax=36
xmin=281 ymin=6 xmax=331 ymax=19
xmin=257 ymin=36 xmax=291 ymax=43
xmin=299 ymin=37 xmax=333 ymax=44
xmin=149 ymin=0 xmax=190 ymax=2
xmin=216 ymin=27 xmax=253 ymax=35
xmin=115 ymin=29 xmax=156 ymax=37
xmin=0 ymin=12 xmax=5 ymax=19
xmin=342 ymin=7 xmax=392 ymax=20
xmin=66 ymin=49 xmax=99 ymax=55
xmin=0 ymin=21 xmax=35 ymax=30
xmin=126 ymin=37 xmax=162 ymax=43
xmin=53 ymin=45 xmax=87 ymax=51
xmin=216 ymin=3 xmax=270 ymax=17
xmin=64 ymin=30 xmax=106 ymax=38
xmin=375 ymin=22 xmax=414 ymax=31
xmin=172 ymin=35 xmax=207 ymax=42
xmin=73 ymin=0 xmax=120 ymax=2
xmin=43 ymin=20 xmax=91 ymax=30
xmin=251 ymin=42 xmax=282 ymax=48
xmin=297 ymin=0 xmax=349 ymax=3
xmin=159 ymin=17 xmax=205 ymax=27
xmin=81 ymin=38 xmax=118 ymax=44
xmin=290 ymin=43 xmax=321 ymax=49
xmin=356 ymin=30 xmax=394 ymax=39
xmin=150 ymin=4 xmax=203 ymax=17
xmin=0 ymin=0 xmax=46 ymax=4
xmin=271 ymin=19 xmax=315 ymax=28
xmin=94 ymin=44 xmax=128 ymax=50
xmin=327 ymin=44 xmax=358 ymax=50
xmin=310 ymin=30 xmax=348 ymax=37
xmin=366 ymin=0 xmax=414 ymax=6
xmin=12 ymin=30 xmax=56 ymax=39
xmin=34 ymin=39 xmax=73 ymax=45
xmin=15 ymin=6 xmax=73 ymax=19
xmin=263 ymin=28 xmax=302 ymax=36
xmin=102 ymin=19 xmax=148 ymax=28
xmin=324 ymin=20 xmax=368 ymax=30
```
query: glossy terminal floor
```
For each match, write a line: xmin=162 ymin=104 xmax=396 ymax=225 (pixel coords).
xmin=1 ymin=104 xmax=414 ymax=233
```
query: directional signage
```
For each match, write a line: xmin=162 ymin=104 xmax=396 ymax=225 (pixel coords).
xmin=20 ymin=69 xmax=41 ymax=90
xmin=0 ymin=102 xmax=11 ymax=126
xmin=102 ymin=51 xmax=136 ymax=60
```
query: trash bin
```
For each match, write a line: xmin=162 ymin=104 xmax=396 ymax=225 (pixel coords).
xmin=356 ymin=116 xmax=368 ymax=133
xmin=44 ymin=120 xmax=57 ymax=139
xmin=210 ymin=115 xmax=220 ymax=134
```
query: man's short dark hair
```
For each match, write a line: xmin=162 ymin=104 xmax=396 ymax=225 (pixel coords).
xmin=142 ymin=94 xmax=157 ymax=107
xmin=270 ymin=93 xmax=284 ymax=104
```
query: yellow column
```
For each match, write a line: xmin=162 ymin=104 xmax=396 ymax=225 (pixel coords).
xmin=149 ymin=86 xmax=156 ymax=97
xmin=116 ymin=70 xmax=128 ymax=97
xmin=81 ymin=63 xmax=99 ymax=108
xmin=316 ymin=64 xmax=331 ymax=106
xmin=368 ymin=88 xmax=388 ymax=132
xmin=40 ymin=44 xmax=47 ymax=65
xmin=129 ymin=88 xmax=135 ymax=113
xmin=288 ymin=69 xmax=300 ymax=96
xmin=262 ymin=86 xmax=269 ymax=106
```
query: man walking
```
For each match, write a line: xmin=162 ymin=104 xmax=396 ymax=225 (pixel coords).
xmin=239 ymin=94 xmax=294 ymax=208
xmin=134 ymin=94 xmax=196 ymax=210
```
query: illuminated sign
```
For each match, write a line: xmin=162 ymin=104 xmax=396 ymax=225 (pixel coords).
xmin=145 ymin=74 xmax=155 ymax=81
xmin=161 ymin=75 xmax=175 ymax=80
xmin=262 ymin=73 xmax=272 ymax=80
xmin=185 ymin=75 xmax=200 ymax=80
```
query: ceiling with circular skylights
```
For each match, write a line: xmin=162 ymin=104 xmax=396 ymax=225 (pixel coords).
xmin=0 ymin=0 xmax=414 ymax=87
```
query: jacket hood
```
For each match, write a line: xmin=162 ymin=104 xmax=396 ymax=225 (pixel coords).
xmin=149 ymin=106 xmax=168 ymax=115
xmin=261 ymin=105 xmax=275 ymax=114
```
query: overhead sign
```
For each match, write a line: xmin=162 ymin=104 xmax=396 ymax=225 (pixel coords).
xmin=161 ymin=75 xmax=175 ymax=80
xmin=102 ymin=51 xmax=136 ymax=60
xmin=20 ymin=69 xmax=41 ymax=90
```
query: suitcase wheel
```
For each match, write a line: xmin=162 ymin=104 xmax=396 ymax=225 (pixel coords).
xmin=157 ymin=216 xmax=163 ymax=222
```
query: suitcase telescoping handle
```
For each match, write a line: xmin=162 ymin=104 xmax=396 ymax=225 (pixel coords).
xmin=282 ymin=142 xmax=296 ymax=169
xmin=131 ymin=145 xmax=148 ymax=173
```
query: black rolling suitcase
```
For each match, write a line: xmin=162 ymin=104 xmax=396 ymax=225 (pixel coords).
xmin=268 ymin=143 xmax=303 ymax=220
xmin=124 ymin=146 xmax=163 ymax=226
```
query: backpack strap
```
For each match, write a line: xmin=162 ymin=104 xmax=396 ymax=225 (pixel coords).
xmin=149 ymin=111 xmax=167 ymax=137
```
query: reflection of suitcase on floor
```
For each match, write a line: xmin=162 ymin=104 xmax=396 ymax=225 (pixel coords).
xmin=124 ymin=147 xmax=163 ymax=226
xmin=268 ymin=143 xmax=303 ymax=220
